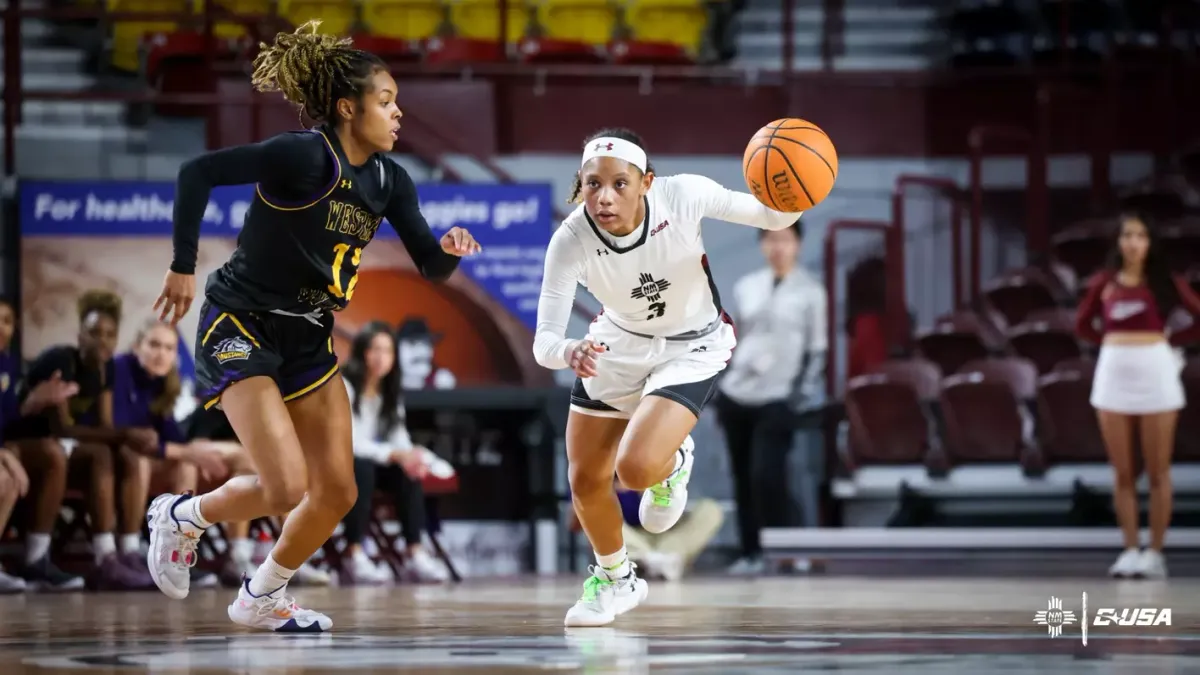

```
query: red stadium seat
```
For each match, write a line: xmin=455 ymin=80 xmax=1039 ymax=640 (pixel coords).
xmin=1006 ymin=308 xmax=1082 ymax=375
xmin=983 ymin=266 xmax=1062 ymax=328
xmin=1052 ymin=219 xmax=1113 ymax=286
xmin=1037 ymin=369 xmax=1107 ymax=465
xmin=915 ymin=312 xmax=996 ymax=377
xmin=1162 ymin=217 xmax=1200 ymax=273
xmin=867 ymin=357 xmax=943 ymax=398
xmin=939 ymin=371 xmax=1045 ymax=475
xmin=958 ymin=356 xmax=1038 ymax=400
xmin=1053 ymin=356 xmax=1096 ymax=378
xmin=1178 ymin=360 xmax=1200 ymax=462
xmin=842 ymin=363 xmax=944 ymax=475
xmin=609 ymin=40 xmax=694 ymax=64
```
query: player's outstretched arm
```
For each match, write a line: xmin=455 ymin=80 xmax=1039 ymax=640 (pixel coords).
xmin=672 ymin=173 xmax=798 ymax=231
xmin=533 ymin=225 xmax=601 ymax=373
xmin=382 ymin=161 xmax=477 ymax=281
xmin=159 ymin=133 xmax=332 ymax=323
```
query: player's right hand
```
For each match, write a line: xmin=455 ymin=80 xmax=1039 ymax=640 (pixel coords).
xmin=155 ymin=271 xmax=195 ymax=325
xmin=568 ymin=339 xmax=606 ymax=378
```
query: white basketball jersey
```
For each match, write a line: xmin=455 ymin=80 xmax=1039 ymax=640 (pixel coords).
xmin=564 ymin=175 xmax=719 ymax=336
xmin=532 ymin=172 xmax=796 ymax=370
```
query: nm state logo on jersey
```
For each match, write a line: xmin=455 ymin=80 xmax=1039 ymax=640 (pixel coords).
xmin=213 ymin=337 xmax=254 ymax=364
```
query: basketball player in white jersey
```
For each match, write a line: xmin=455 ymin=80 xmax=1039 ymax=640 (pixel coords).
xmin=534 ymin=128 xmax=797 ymax=626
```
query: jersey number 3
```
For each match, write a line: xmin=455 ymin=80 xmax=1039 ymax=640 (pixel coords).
xmin=327 ymin=243 xmax=362 ymax=301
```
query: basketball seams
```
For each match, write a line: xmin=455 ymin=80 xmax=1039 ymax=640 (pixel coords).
xmin=770 ymin=124 xmax=830 ymax=135
xmin=775 ymin=149 xmax=816 ymax=209
xmin=761 ymin=146 xmax=782 ymax=211
xmin=765 ymin=135 xmax=838 ymax=179
xmin=746 ymin=118 xmax=836 ymax=212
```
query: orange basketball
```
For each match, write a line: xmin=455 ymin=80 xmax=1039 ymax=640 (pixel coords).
xmin=742 ymin=118 xmax=838 ymax=212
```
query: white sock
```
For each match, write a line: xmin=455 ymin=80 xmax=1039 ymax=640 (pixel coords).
xmin=171 ymin=494 xmax=212 ymax=530
xmin=26 ymin=533 xmax=51 ymax=565
xmin=119 ymin=533 xmax=142 ymax=555
xmin=247 ymin=554 xmax=296 ymax=597
xmin=230 ymin=538 xmax=254 ymax=564
xmin=93 ymin=533 xmax=117 ymax=563
xmin=596 ymin=546 xmax=630 ymax=579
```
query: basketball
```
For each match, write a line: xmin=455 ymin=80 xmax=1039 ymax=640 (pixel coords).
xmin=742 ymin=118 xmax=838 ymax=212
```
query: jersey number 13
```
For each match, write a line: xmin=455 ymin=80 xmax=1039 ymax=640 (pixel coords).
xmin=328 ymin=243 xmax=362 ymax=301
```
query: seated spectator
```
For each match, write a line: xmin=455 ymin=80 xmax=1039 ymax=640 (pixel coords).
xmin=0 ymin=445 xmax=27 ymax=593
xmin=567 ymin=480 xmax=724 ymax=581
xmin=112 ymin=320 xmax=231 ymax=583
xmin=11 ymin=290 xmax=152 ymax=590
xmin=342 ymin=322 xmax=449 ymax=584
xmin=846 ymin=257 xmax=890 ymax=379
xmin=0 ymin=292 xmax=80 ymax=591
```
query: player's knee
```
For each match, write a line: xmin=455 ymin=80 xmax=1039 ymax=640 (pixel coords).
xmin=613 ymin=455 xmax=658 ymax=492
xmin=261 ymin=476 xmax=306 ymax=514
xmin=312 ymin=475 xmax=358 ymax=517
xmin=568 ymin=463 xmax=612 ymax=501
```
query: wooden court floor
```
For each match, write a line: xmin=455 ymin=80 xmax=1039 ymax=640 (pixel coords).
xmin=2 ymin=577 xmax=1198 ymax=673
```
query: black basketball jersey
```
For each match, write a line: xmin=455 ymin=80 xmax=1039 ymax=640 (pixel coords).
xmin=205 ymin=126 xmax=394 ymax=314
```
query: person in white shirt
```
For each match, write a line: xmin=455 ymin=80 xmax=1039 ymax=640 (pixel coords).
xmin=534 ymin=127 xmax=795 ymax=626
xmin=341 ymin=322 xmax=449 ymax=584
xmin=716 ymin=221 xmax=827 ymax=576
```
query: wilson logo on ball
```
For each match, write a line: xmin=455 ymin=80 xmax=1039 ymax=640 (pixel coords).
xmin=743 ymin=118 xmax=838 ymax=213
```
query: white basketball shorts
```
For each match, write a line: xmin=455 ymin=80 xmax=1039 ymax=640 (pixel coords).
xmin=569 ymin=313 xmax=736 ymax=419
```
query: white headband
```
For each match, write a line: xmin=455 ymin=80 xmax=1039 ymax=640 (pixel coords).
xmin=581 ymin=137 xmax=647 ymax=173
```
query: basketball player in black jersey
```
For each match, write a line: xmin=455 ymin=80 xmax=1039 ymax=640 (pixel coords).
xmin=144 ymin=20 xmax=480 ymax=632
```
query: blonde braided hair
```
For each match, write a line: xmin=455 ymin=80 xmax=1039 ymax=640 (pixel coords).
xmin=251 ymin=20 xmax=386 ymax=124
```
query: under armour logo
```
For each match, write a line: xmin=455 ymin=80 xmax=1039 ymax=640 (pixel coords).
xmin=593 ymin=142 xmax=614 ymax=151
xmin=340 ymin=179 xmax=352 ymax=189
xmin=597 ymin=248 xmax=608 ymax=256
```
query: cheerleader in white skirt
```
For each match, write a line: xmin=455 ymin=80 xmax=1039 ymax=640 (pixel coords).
xmin=1076 ymin=211 xmax=1200 ymax=580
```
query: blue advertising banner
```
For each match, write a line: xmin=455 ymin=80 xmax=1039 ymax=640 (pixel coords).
xmin=20 ymin=180 xmax=553 ymax=332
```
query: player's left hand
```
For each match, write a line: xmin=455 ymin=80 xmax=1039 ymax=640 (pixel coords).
xmin=440 ymin=227 xmax=482 ymax=257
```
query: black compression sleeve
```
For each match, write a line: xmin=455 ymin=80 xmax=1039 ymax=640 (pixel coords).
xmin=383 ymin=162 xmax=460 ymax=282
xmin=170 ymin=132 xmax=333 ymax=274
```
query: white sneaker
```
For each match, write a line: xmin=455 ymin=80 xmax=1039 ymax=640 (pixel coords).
xmin=145 ymin=493 xmax=203 ymax=599
xmin=728 ymin=556 xmax=766 ymax=576
xmin=564 ymin=565 xmax=648 ymax=627
xmin=293 ymin=562 xmax=332 ymax=587
xmin=638 ymin=436 xmax=694 ymax=534
xmin=406 ymin=548 xmax=450 ymax=583
xmin=349 ymin=553 xmax=391 ymax=585
xmin=1137 ymin=549 xmax=1168 ymax=579
xmin=0 ymin=567 xmax=26 ymax=594
xmin=227 ymin=578 xmax=333 ymax=633
xmin=640 ymin=551 xmax=684 ymax=582
xmin=1108 ymin=548 xmax=1142 ymax=578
